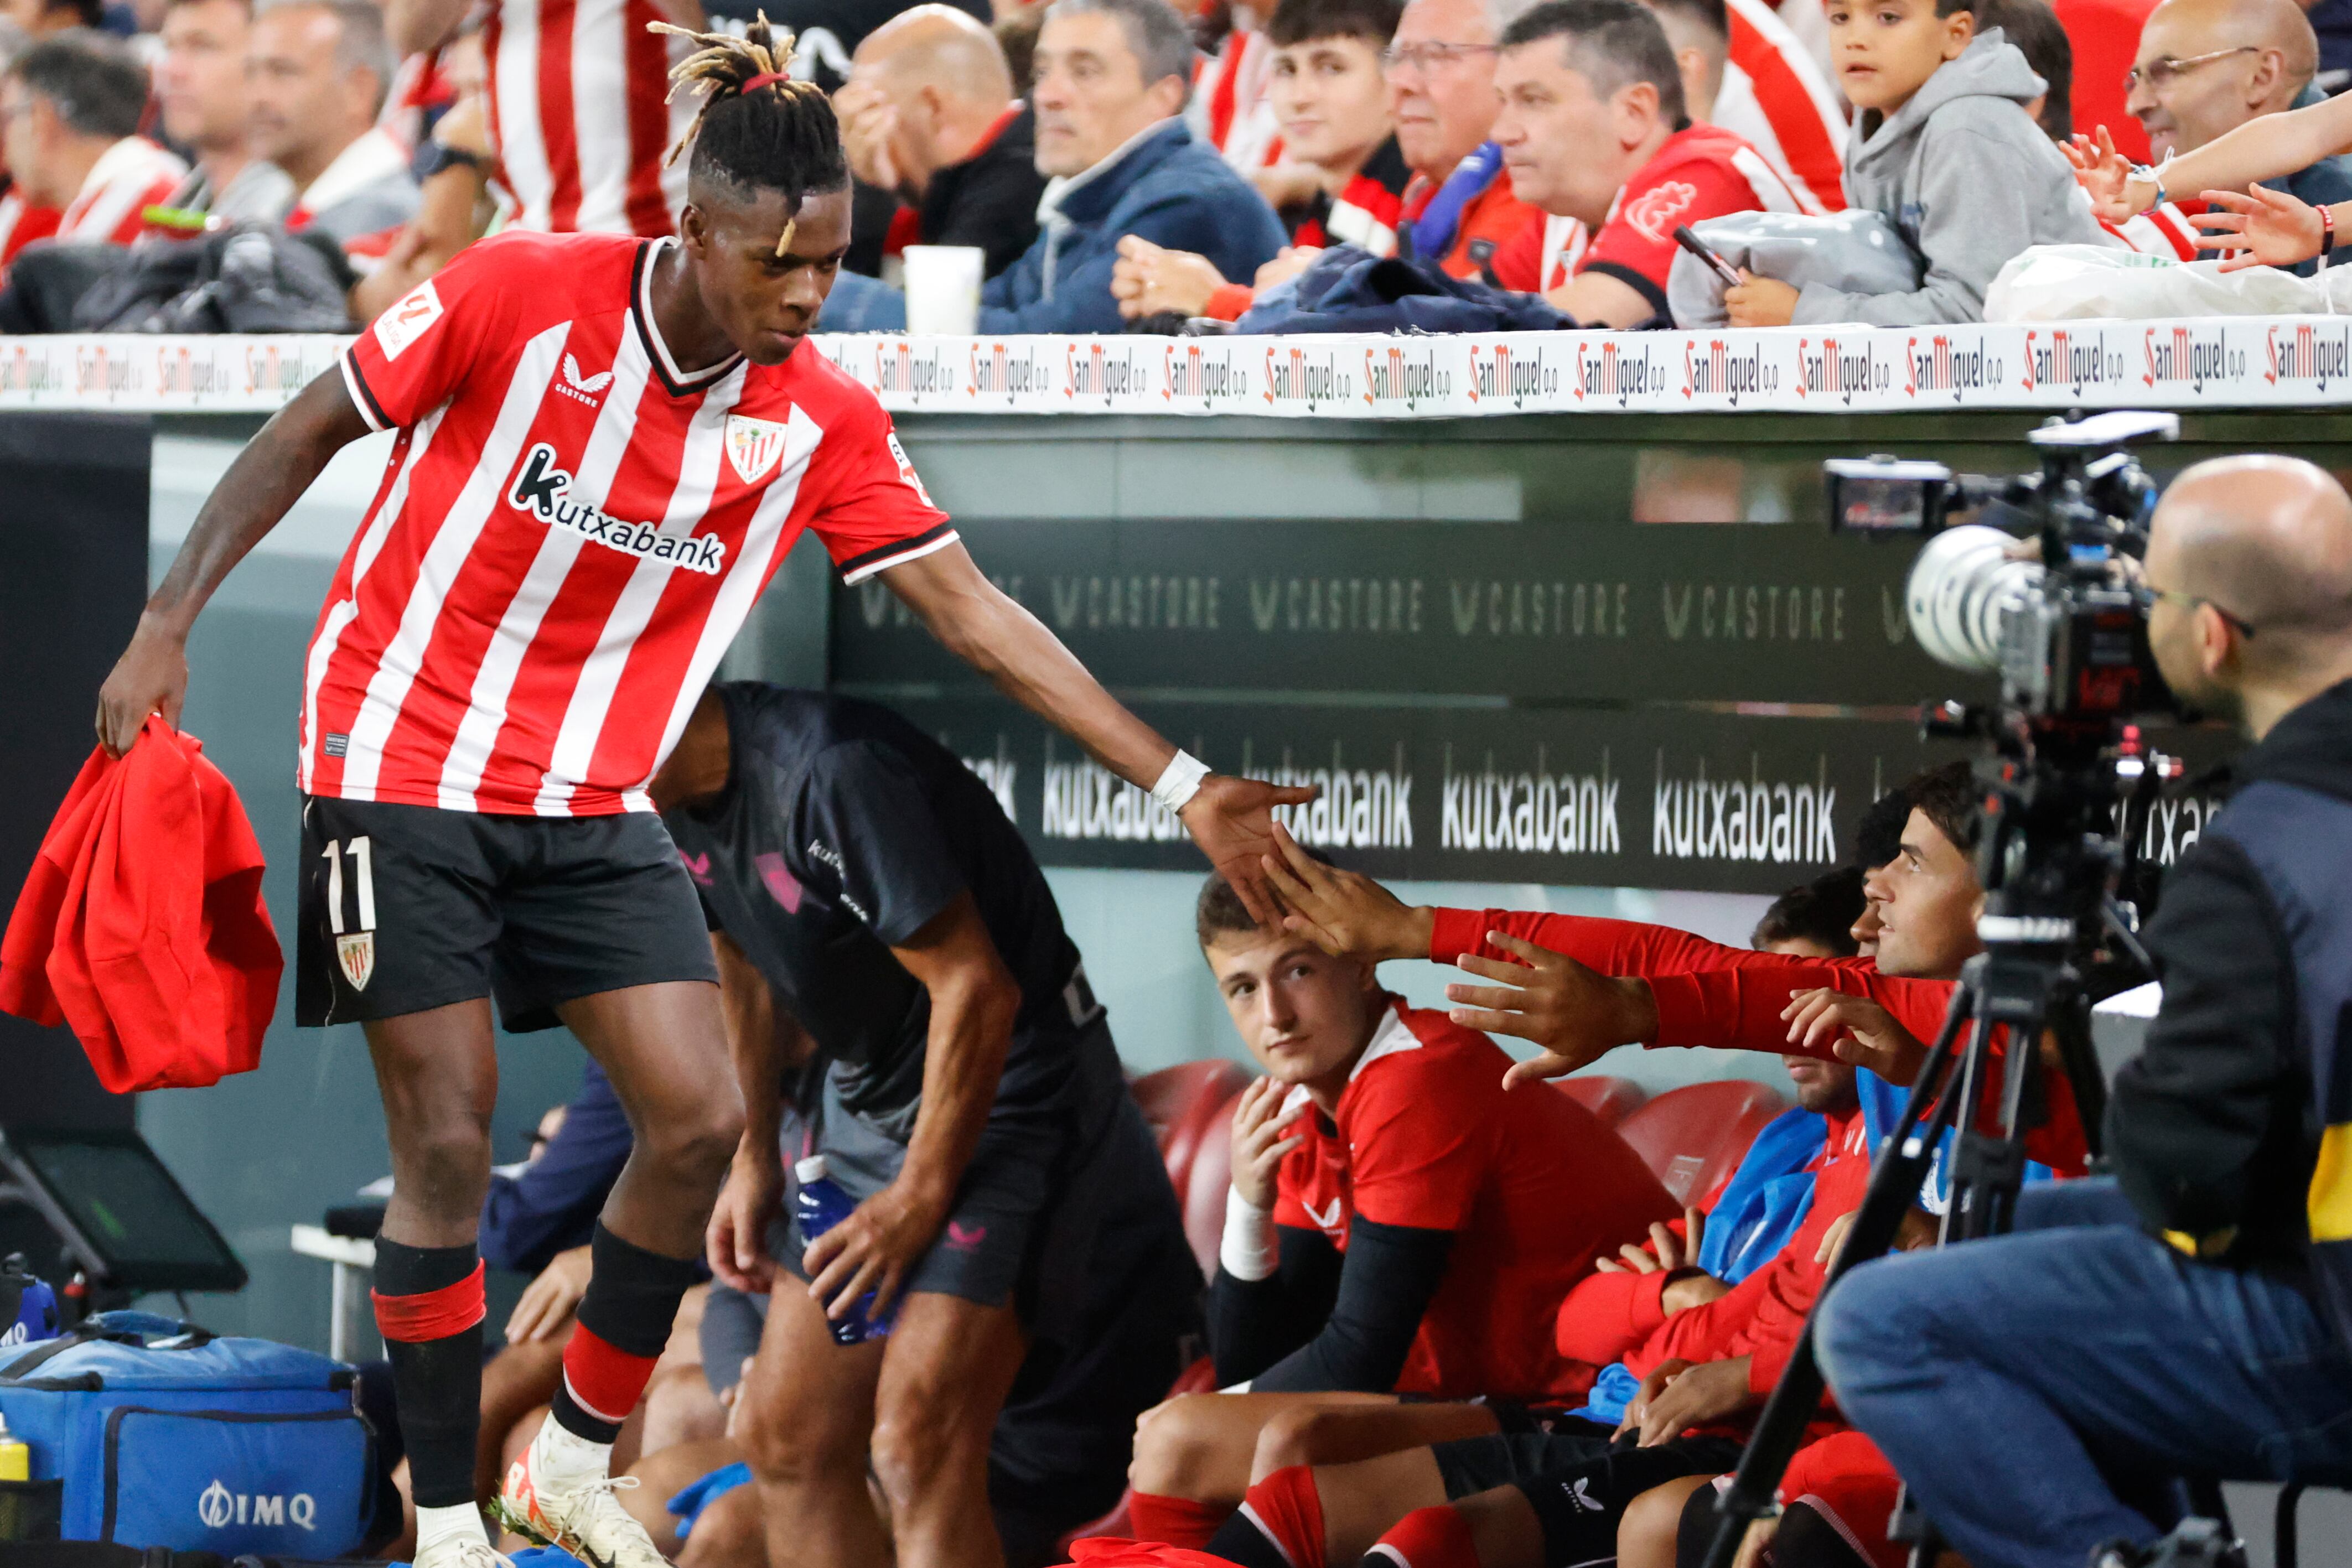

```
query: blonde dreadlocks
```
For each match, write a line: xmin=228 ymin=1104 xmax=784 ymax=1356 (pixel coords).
xmin=651 ymin=12 xmax=848 ymax=255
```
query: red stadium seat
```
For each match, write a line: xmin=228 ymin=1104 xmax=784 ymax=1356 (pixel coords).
xmin=1614 ymin=1081 xmax=1789 ymax=1208
xmin=1055 ymin=1355 xmax=1224 ymax=1554
xmin=1131 ymin=1059 xmax=1254 ymax=1202
xmin=1180 ymin=1088 xmax=1247 ymax=1280
xmin=1553 ymin=1074 xmax=1648 ymax=1128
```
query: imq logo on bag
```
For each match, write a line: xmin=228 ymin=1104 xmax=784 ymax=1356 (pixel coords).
xmin=198 ymin=1479 xmax=317 ymax=1530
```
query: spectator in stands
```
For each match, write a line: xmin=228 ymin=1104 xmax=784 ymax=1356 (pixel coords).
xmin=0 ymin=31 xmax=184 ymax=249
xmin=154 ymin=0 xmax=294 ymax=226
xmin=1485 ymin=0 xmax=1807 ymax=324
xmin=0 ymin=0 xmax=97 ymax=38
xmin=1387 ymin=0 xmax=1540 ymax=273
xmin=248 ymin=0 xmax=419 ymax=265
xmin=834 ymin=5 xmax=1045 ymax=279
xmin=0 ymin=19 xmax=60 ymax=277
xmin=822 ymin=0 xmax=1287 ymax=331
xmin=1724 ymin=0 xmax=2113 ymax=326
xmin=1120 ymin=865 xmax=1680 ymax=1549
xmin=1111 ymin=0 xmax=1405 ymax=321
xmin=2065 ymin=0 xmax=2352 ymax=261
xmin=347 ymin=28 xmax=496 ymax=322
xmin=1981 ymin=0 xmax=2069 ymax=136
xmin=1644 ymin=0 xmax=1847 ymax=212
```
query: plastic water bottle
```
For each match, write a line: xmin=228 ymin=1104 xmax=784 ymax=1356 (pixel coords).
xmin=792 ymin=1156 xmax=893 ymax=1346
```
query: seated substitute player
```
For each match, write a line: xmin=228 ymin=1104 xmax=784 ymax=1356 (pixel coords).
xmin=91 ymin=24 xmax=1306 ymax=1568
xmin=1121 ymin=867 xmax=1680 ymax=1547
xmin=647 ymin=682 xmax=1204 ymax=1568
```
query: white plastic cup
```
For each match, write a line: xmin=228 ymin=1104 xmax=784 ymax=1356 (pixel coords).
xmin=903 ymin=244 xmax=985 ymax=335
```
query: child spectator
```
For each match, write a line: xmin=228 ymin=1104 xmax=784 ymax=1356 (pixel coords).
xmin=1723 ymin=0 xmax=2112 ymax=325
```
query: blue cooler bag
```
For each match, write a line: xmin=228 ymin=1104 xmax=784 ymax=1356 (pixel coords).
xmin=0 ymin=1310 xmax=374 ymax=1556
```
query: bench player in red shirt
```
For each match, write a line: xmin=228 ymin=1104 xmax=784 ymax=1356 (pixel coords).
xmin=94 ymin=27 xmax=1305 ymax=1568
xmin=1123 ymin=868 xmax=1678 ymax=1546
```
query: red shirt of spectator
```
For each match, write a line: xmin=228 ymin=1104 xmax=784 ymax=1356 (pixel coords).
xmin=1488 ymin=122 xmax=1804 ymax=310
xmin=1400 ymin=162 xmax=1543 ymax=281
xmin=0 ymin=185 xmax=60 ymax=277
xmin=1271 ymin=997 xmax=1679 ymax=1405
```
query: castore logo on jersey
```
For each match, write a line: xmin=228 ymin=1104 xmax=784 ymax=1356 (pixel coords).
xmin=556 ymin=354 xmax=614 ymax=407
xmin=508 ymin=443 xmax=727 ymax=574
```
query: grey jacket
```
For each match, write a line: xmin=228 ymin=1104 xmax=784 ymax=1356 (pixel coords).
xmin=1793 ymin=30 xmax=2116 ymax=326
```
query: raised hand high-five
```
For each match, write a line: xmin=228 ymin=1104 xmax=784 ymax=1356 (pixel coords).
xmin=1259 ymin=823 xmax=1434 ymax=963
xmin=1443 ymin=932 xmax=1659 ymax=1089
xmin=2194 ymin=185 xmax=2340 ymax=271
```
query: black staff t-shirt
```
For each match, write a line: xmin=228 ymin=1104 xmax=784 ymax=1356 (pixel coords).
xmin=665 ymin=683 xmax=1084 ymax=1131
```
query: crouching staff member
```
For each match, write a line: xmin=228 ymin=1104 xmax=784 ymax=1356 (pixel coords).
xmin=650 ymin=682 xmax=1202 ymax=1568
xmin=1818 ymin=455 xmax=2352 ymax=1568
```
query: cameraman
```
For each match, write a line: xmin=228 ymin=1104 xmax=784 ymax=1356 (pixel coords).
xmin=1815 ymin=455 xmax=2352 ymax=1568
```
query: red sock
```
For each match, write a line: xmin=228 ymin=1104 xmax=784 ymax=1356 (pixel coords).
xmin=1130 ymin=1492 xmax=1234 ymax=1549
xmin=557 ymin=1321 xmax=660 ymax=1434
xmin=1233 ymin=1466 xmax=1328 ymax=1568
xmin=1363 ymin=1507 xmax=1479 ymax=1568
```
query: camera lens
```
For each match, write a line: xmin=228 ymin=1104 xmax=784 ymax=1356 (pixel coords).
xmin=1907 ymin=525 xmax=2042 ymax=674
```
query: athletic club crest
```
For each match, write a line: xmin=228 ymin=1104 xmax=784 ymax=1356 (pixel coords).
xmin=726 ymin=415 xmax=790 ymax=484
xmin=336 ymin=931 xmax=375 ymax=991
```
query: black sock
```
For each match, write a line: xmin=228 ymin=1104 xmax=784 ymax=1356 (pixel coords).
xmin=372 ymin=1239 xmax=484 ymax=1512
xmin=547 ymin=1223 xmax=702 ymax=1445
xmin=1203 ymin=1509 xmax=1299 ymax=1568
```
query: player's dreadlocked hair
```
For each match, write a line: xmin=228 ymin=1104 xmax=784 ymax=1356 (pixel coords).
xmin=652 ymin=12 xmax=849 ymax=253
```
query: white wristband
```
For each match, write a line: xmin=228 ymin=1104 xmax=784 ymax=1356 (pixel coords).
xmin=1220 ymin=1186 xmax=1279 ymax=1281
xmin=1151 ymin=749 xmax=1210 ymax=814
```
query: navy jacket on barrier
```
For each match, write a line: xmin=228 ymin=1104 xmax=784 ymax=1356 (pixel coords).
xmin=2109 ymin=678 xmax=2352 ymax=1335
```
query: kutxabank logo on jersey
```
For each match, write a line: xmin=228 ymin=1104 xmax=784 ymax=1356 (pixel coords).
xmin=507 ymin=443 xmax=725 ymax=574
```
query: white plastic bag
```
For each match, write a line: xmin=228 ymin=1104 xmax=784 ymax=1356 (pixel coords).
xmin=1985 ymin=243 xmax=2352 ymax=320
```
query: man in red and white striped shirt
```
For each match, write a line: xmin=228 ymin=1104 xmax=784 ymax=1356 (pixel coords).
xmin=97 ymin=29 xmax=1304 ymax=1568
xmin=0 ymin=33 xmax=184 ymax=253
xmin=1649 ymin=0 xmax=1847 ymax=211
xmin=387 ymin=0 xmax=697 ymax=235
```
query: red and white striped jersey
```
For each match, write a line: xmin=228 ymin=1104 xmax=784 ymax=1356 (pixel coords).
xmin=1717 ymin=0 xmax=1847 ymax=215
xmin=1189 ymin=26 xmax=1283 ymax=172
xmin=56 ymin=137 xmax=187 ymax=246
xmin=483 ymin=0 xmax=695 ymax=236
xmin=2105 ymin=203 xmax=2200 ymax=261
xmin=310 ymin=230 xmax=955 ymax=818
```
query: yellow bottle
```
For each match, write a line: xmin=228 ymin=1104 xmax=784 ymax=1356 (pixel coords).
xmin=0 ymin=1410 xmax=28 ymax=1482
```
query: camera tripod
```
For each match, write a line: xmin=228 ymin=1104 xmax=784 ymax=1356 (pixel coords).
xmin=1700 ymin=715 xmax=2164 ymax=1568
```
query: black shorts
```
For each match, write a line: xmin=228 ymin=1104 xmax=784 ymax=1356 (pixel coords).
xmin=1512 ymin=1434 xmax=1745 ymax=1567
xmin=296 ymin=795 xmax=718 ymax=1030
xmin=1429 ymin=1421 xmax=1620 ymax=1499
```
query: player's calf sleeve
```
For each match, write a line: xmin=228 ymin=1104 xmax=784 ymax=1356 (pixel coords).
xmin=1128 ymin=1492 xmax=1234 ymax=1548
xmin=550 ymin=1223 xmax=703 ymax=1445
xmin=1361 ymin=1507 xmax=1478 ymax=1568
xmin=1203 ymin=1466 xmax=1327 ymax=1568
xmin=371 ymin=1240 xmax=486 ymax=1510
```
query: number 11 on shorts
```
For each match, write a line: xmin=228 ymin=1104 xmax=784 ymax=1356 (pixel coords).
xmin=322 ymin=835 xmax=377 ymax=990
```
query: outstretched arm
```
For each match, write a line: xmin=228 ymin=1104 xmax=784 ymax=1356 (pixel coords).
xmin=2079 ymin=91 xmax=2352 ymax=217
xmin=97 ymin=370 xmax=374 ymax=755
xmin=883 ymin=541 xmax=1312 ymax=919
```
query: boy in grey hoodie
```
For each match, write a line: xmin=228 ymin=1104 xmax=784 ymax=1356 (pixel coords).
xmin=1723 ymin=1 xmax=2116 ymax=325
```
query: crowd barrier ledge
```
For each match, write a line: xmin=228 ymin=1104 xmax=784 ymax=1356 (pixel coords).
xmin=1 ymin=319 xmax=2345 ymax=417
